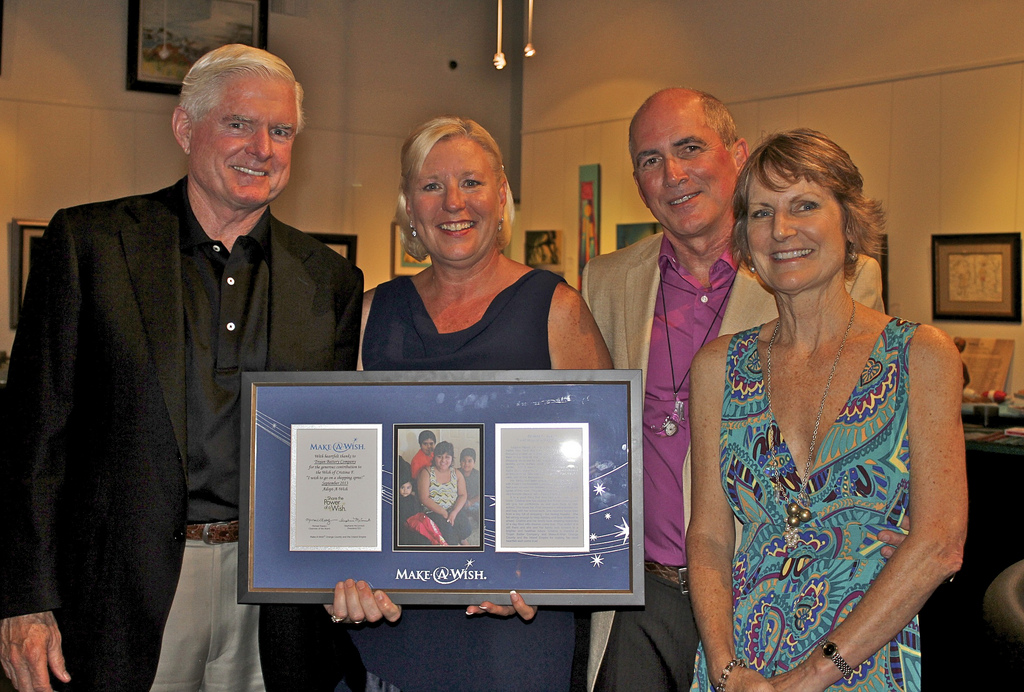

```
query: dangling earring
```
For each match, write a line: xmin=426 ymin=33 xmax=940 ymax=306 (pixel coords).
xmin=749 ymin=263 xmax=757 ymax=274
xmin=498 ymin=219 xmax=503 ymax=232
xmin=410 ymin=222 xmax=417 ymax=238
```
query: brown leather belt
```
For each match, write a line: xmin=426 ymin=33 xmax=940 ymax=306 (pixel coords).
xmin=185 ymin=520 xmax=239 ymax=544
xmin=644 ymin=560 xmax=689 ymax=594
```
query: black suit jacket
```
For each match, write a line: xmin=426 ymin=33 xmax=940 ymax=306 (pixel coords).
xmin=0 ymin=179 xmax=363 ymax=690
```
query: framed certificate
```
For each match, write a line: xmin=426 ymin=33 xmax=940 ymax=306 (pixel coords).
xmin=240 ymin=370 xmax=644 ymax=606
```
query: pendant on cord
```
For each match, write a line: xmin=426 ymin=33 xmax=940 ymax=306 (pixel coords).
xmin=659 ymin=399 xmax=685 ymax=437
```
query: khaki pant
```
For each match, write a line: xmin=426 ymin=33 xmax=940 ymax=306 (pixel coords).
xmin=150 ymin=541 xmax=265 ymax=692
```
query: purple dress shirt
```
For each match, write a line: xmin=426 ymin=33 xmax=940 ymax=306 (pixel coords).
xmin=643 ymin=235 xmax=737 ymax=567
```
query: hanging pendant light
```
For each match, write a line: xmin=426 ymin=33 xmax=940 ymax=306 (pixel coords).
xmin=524 ymin=0 xmax=536 ymax=57
xmin=493 ymin=0 xmax=507 ymax=69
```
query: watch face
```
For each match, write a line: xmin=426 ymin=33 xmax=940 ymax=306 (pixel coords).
xmin=822 ymin=642 xmax=837 ymax=657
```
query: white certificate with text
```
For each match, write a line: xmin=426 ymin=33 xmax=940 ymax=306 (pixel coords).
xmin=493 ymin=423 xmax=590 ymax=552
xmin=290 ymin=424 xmax=382 ymax=551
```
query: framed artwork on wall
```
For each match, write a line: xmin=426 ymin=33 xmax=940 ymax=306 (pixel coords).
xmin=127 ymin=0 xmax=269 ymax=94
xmin=616 ymin=222 xmax=659 ymax=250
xmin=932 ymin=233 xmax=1021 ymax=322
xmin=392 ymin=222 xmax=430 ymax=277
xmin=578 ymin=165 xmax=600 ymax=289
xmin=308 ymin=232 xmax=357 ymax=266
xmin=9 ymin=219 xmax=49 ymax=330
xmin=524 ymin=230 xmax=562 ymax=272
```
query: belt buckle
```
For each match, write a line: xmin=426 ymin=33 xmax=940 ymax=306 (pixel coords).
xmin=677 ymin=566 xmax=689 ymax=595
xmin=201 ymin=521 xmax=232 ymax=545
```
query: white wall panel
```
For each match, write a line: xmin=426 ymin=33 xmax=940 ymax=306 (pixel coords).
xmin=939 ymin=64 xmax=1021 ymax=236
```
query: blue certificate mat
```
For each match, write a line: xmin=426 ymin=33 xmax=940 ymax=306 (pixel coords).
xmin=240 ymin=370 xmax=643 ymax=606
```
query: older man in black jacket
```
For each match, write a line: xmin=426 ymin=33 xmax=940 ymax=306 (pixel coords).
xmin=0 ymin=45 xmax=362 ymax=691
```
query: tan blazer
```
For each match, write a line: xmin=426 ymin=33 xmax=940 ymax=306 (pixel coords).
xmin=580 ymin=232 xmax=884 ymax=690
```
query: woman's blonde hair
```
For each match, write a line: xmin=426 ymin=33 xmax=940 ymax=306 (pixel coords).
xmin=396 ymin=116 xmax=513 ymax=261
xmin=733 ymin=128 xmax=884 ymax=280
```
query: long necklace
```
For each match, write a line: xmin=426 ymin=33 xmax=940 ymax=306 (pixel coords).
xmin=655 ymin=274 xmax=734 ymax=436
xmin=765 ymin=300 xmax=856 ymax=550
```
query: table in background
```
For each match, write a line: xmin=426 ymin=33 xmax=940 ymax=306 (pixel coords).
xmin=920 ymin=421 xmax=1024 ymax=686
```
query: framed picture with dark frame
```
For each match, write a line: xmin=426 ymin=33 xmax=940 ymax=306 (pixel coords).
xmin=307 ymin=232 xmax=357 ymax=266
xmin=127 ymin=0 xmax=269 ymax=94
xmin=393 ymin=424 xmax=485 ymax=551
xmin=932 ymin=233 xmax=1021 ymax=322
xmin=8 ymin=219 xmax=49 ymax=330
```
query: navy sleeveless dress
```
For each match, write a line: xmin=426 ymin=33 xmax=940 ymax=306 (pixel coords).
xmin=361 ymin=270 xmax=557 ymax=370
xmin=352 ymin=269 xmax=577 ymax=692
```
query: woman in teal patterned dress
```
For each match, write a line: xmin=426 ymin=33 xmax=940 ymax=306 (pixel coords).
xmin=686 ymin=130 xmax=967 ymax=691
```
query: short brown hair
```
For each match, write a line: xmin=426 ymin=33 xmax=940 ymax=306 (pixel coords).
xmin=733 ymin=128 xmax=884 ymax=279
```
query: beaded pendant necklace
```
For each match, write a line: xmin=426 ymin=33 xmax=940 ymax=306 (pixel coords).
xmin=764 ymin=301 xmax=856 ymax=550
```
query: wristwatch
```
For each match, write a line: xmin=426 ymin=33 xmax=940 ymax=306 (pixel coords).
xmin=821 ymin=639 xmax=854 ymax=680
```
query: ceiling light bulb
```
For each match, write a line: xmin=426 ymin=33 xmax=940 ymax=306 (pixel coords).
xmin=493 ymin=52 xmax=507 ymax=69
xmin=524 ymin=43 xmax=535 ymax=57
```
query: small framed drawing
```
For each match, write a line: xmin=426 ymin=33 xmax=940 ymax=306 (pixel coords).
xmin=308 ymin=233 xmax=357 ymax=266
xmin=616 ymin=222 xmax=659 ymax=250
xmin=392 ymin=222 xmax=430 ymax=277
xmin=932 ymin=233 xmax=1021 ymax=322
xmin=525 ymin=231 xmax=562 ymax=271
xmin=127 ymin=0 xmax=269 ymax=94
xmin=9 ymin=219 xmax=49 ymax=330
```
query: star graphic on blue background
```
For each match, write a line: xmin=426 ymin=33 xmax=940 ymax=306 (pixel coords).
xmin=604 ymin=512 xmax=611 ymax=520
xmin=593 ymin=482 xmax=607 ymax=497
xmin=589 ymin=533 xmax=597 ymax=541
xmin=615 ymin=518 xmax=630 ymax=545
xmin=465 ymin=559 xmax=475 ymax=567
xmin=591 ymin=554 xmax=604 ymax=567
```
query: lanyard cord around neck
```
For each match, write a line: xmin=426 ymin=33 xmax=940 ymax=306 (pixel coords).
xmin=658 ymin=271 xmax=735 ymax=398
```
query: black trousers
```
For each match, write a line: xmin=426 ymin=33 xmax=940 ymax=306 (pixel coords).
xmin=594 ymin=571 xmax=699 ymax=692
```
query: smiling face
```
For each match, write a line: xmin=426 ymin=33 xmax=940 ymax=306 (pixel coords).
xmin=420 ymin=438 xmax=435 ymax=456
xmin=174 ymin=74 xmax=298 ymax=221
xmin=745 ymin=176 xmax=848 ymax=296
xmin=433 ymin=452 xmax=454 ymax=471
xmin=460 ymin=456 xmax=475 ymax=474
xmin=405 ymin=136 xmax=506 ymax=269
xmin=631 ymin=91 xmax=747 ymax=252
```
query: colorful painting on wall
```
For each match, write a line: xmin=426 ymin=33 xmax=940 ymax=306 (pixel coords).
xmin=578 ymin=165 xmax=600 ymax=288
xmin=127 ymin=0 xmax=269 ymax=93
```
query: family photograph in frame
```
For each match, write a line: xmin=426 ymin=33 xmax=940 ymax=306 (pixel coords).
xmin=393 ymin=424 xmax=484 ymax=551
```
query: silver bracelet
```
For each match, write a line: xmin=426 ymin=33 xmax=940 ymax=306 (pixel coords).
xmin=714 ymin=658 xmax=746 ymax=692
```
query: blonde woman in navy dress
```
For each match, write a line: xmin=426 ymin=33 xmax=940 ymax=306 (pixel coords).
xmin=325 ymin=115 xmax=611 ymax=692
xmin=686 ymin=130 xmax=966 ymax=691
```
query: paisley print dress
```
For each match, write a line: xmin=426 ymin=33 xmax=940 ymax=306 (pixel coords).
xmin=692 ymin=318 xmax=921 ymax=691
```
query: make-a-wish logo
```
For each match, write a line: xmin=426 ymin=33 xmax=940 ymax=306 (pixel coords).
xmin=332 ymin=439 xmax=365 ymax=453
xmin=395 ymin=561 xmax=486 ymax=584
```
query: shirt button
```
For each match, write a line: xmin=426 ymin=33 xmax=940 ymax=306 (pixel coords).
xmin=700 ymin=295 xmax=709 ymax=304
xmin=226 ymin=277 xmax=235 ymax=286
xmin=213 ymin=244 xmax=222 ymax=253
xmin=226 ymin=322 xmax=236 ymax=331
